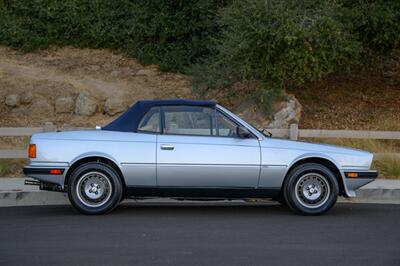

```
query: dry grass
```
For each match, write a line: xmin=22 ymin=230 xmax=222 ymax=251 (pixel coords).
xmin=0 ymin=159 xmax=27 ymax=177
xmin=376 ymin=118 xmax=400 ymax=131
xmin=0 ymin=137 xmax=29 ymax=177
xmin=373 ymin=155 xmax=400 ymax=179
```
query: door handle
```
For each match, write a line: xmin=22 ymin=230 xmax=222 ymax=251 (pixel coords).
xmin=160 ymin=144 xmax=174 ymax=150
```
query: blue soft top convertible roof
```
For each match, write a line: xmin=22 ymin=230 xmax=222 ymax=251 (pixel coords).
xmin=103 ymin=99 xmax=216 ymax=132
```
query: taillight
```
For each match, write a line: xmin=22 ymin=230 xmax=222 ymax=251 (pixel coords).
xmin=28 ymin=144 xmax=36 ymax=158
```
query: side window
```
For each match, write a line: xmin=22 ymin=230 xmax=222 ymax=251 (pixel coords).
xmin=163 ymin=106 xmax=213 ymax=136
xmin=216 ymin=111 xmax=238 ymax=137
xmin=138 ymin=107 xmax=160 ymax=133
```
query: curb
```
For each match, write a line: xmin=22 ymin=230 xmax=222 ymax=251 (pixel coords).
xmin=0 ymin=190 xmax=68 ymax=207
xmin=340 ymin=189 xmax=400 ymax=204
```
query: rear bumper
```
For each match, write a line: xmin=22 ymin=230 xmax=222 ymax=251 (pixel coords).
xmin=342 ymin=170 xmax=378 ymax=197
xmin=23 ymin=163 xmax=68 ymax=188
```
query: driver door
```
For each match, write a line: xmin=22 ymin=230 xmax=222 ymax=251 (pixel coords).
xmin=156 ymin=106 xmax=261 ymax=188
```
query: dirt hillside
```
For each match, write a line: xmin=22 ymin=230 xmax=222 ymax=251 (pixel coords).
xmin=288 ymin=51 xmax=400 ymax=130
xmin=0 ymin=46 xmax=192 ymax=128
xmin=0 ymin=46 xmax=399 ymax=130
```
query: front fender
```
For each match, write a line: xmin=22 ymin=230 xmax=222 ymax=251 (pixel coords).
xmin=285 ymin=153 xmax=353 ymax=197
xmin=287 ymin=152 xmax=342 ymax=170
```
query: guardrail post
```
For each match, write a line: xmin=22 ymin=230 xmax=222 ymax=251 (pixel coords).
xmin=289 ymin=123 xmax=298 ymax=140
xmin=43 ymin=122 xmax=56 ymax=132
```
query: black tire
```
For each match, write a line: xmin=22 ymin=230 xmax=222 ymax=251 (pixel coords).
xmin=67 ymin=162 xmax=123 ymax=215
xmin=283 ymin=163 xmax=338 ymax=215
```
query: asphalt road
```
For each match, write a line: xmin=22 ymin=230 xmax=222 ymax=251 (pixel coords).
xmin=0 ymin=202 xmax=399 ymax=266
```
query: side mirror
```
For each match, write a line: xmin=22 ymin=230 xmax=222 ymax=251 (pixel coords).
xmin=237 ymin=126 xmax=252 ymax=138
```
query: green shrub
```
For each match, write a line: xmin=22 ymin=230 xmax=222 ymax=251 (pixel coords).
xmin=0 ymin=0 xmax=229 ymax=71
xmin=342 ymin=0 xmax=400 ymax=53
xmin=192 ymin=0 xmax=362 ymax=97
xmin=191 ymin=0 xmax=400 ymax=108
xmin=0 ymin=0 xmax=399 ymax=107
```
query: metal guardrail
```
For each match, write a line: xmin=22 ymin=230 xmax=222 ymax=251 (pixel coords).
xmin=0 ymin=150 xmax=27 ymax=159
xmin=0 ymin=127 xmax=44 ymax=136
xmin=0 ymin=123 xmax=399 ymax=159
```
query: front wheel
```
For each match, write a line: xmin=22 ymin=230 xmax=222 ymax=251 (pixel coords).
xmin=68 ymin=162 xmax=123 ymax=215
xmin=283 ymin=163 xmax=338 ymax=215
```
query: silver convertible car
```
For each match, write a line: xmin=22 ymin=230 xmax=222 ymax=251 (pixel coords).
xmin=24 ymin=99 xmax=377 ymax=215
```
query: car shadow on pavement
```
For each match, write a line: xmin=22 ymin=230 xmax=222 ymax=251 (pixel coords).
xmin=0 ymin=202 xmax=396 ymax=219
xmin=114 ymin=201 xmax=290 ymax=215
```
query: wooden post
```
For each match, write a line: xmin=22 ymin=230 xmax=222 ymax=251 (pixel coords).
xmin=43 ymin=122 xmax=56 ymax=132
xmin=289 ymin=123 xmax=298 ymax=140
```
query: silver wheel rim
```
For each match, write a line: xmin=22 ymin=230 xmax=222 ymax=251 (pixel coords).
xmin=76 ymin=171 xmax=113 ymax=208
xmin=294 ymin=173 xmax=330 ymax=209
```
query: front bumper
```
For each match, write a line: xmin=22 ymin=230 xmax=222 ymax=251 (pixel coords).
xmin=23 ymin=163 xmax=69 ymax=188
xmin=342 ymin=170 xmax=378 ymax=197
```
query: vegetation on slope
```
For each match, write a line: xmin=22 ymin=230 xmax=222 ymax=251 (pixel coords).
xmin=0 ymin=0 xmax=229 ymax=71
xmin=191 ymin=0 xmax=400 ymax=106
xmin=0 ymin=0 xmax=399 ymax=108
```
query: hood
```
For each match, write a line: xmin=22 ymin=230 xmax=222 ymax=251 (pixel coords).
xmin=261 ymin=137 xmax=369 ymax=156
xmin=260 ymin=137 xmax=373 ymax=169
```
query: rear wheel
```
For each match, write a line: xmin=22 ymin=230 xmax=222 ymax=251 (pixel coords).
xmin=283 ymin=163 xmax=338 ymax=215
xmin=68 ymin=162 xmax=123 ymax=215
